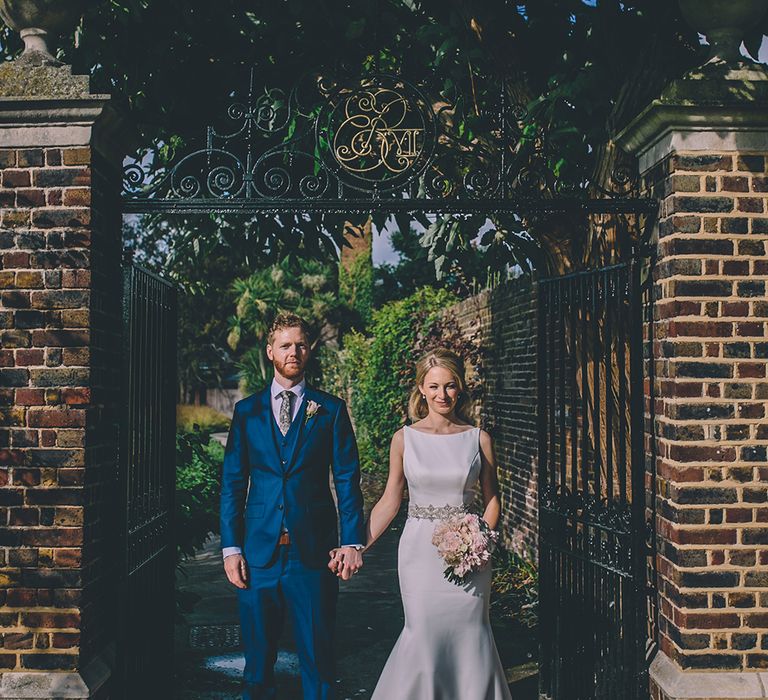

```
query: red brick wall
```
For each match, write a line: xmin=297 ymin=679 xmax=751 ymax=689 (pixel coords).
xmin=648 ymin=151 xmax=768 ymax=670
xmin=449 ymin=276 xmax=539 ymax=555
xmin=0 ymin=144 xmax=121 ymax=673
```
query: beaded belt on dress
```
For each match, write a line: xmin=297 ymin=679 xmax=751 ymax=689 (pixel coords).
xmin=407 ymin=503 xmax=469 ymax=520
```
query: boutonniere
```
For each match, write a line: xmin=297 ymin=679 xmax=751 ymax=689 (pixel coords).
xmin=304 ymin=400 xmax=321 ymax=424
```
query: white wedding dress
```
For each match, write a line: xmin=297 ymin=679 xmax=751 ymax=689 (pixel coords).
xmin=371 ymin=425 xmax=513 ymax=700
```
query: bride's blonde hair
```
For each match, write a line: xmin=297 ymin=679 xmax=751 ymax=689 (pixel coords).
xmin=407 ymin=348 xmax=474 ymax=424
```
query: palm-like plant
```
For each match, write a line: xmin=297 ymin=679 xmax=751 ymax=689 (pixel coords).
xmin=228 ymin=258 xmax=345 ymax=392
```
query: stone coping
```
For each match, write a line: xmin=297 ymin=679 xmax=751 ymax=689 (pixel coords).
xmin=0 ymin=58 xmax=138 ymax=160
xmin=650 ymin=651 xmax=768 ymax=700
xmin=616 ymin=66 xmax=768 ymax=167
xmin=616 ymin=101 xmax=768 ymax=170
xmin=0 ymin=649 xmax=111 ymax=699
xmin=0 ymin=98 xmax=137 ymax=163
xmin=0 ymin=62 xmax=91 ymax=99
xmin=0 ymin=96 xmax=112 ymax=126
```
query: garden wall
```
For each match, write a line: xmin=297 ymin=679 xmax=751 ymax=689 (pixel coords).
xmin=447 ymin=275 xmax=539 ymax=556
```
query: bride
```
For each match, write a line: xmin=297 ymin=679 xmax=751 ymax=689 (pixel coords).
xmin=331 ymin=347 xmax=512 ymax=699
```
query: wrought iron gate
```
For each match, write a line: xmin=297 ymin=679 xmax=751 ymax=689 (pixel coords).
xmin=537 ymin=254 xmax=656 ymax=700
xmin=118 ymin=68 xmax=660 ymax=694
xmin=117 ymin=263 xmax=178 ymax=698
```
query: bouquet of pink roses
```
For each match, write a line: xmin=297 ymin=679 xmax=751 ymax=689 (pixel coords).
xmin=431 ymin=512 xmax=499 ymax=585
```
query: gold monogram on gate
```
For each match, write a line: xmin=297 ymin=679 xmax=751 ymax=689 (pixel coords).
xmin=332 ymin=88 xmax=424 ymax=177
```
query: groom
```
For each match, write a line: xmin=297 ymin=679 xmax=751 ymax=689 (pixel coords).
xmin=220 ymin=312 xmax=366 ymax=700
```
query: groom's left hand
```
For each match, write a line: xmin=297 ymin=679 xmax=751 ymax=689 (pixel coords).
xmin=335 ymin=546 xmax=363 ymax=580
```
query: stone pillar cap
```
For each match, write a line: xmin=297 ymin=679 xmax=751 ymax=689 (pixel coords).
xmin=616 ymin=64 xmax=768 ymax=158
xmin=0 ymin=61 xmax=138 ymax=161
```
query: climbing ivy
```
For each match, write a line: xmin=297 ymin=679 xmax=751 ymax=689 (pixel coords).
xmin=339 ymin=246 xmax=374 ymax=328
xmin=342 ymin=287 xmax=457 ymax=474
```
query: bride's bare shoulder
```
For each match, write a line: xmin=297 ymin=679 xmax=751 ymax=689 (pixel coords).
xmin=479 ymin=428 xmax=494 ymax=455
xmin=391 ymin=426 xmax=406 ymax=445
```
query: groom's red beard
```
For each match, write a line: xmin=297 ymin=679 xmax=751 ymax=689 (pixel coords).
xmin=273 ymin=357 xmax=306 ymax=379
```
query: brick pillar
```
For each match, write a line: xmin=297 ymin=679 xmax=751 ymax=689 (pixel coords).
xmin=0 ymin=59 xmax=125 ymax=698
xmin=618 ymin=64 xmax=768 ymax=698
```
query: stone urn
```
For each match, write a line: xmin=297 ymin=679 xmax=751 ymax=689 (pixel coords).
xmin=678 ymin=0 xmax=768 ymax=65
xmin=0 ymin=0 xmax=86 ymax=64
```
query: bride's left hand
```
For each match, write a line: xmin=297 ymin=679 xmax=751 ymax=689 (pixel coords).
xmin=327 ymin=548 xmax=344 ymax=574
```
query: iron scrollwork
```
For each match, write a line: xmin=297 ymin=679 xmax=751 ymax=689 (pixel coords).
xmin=122 ymin=70 xmax=652 ymax=215
xmin=320 ymin=81 xmax=435 ymax=191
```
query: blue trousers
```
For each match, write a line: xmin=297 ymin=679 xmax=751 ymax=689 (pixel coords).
xmin=238 ymin=543 xmax=338 ymax=700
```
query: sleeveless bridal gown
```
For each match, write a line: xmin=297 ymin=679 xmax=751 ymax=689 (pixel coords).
xmin=371 ymin=425 xmax=512 ymax=700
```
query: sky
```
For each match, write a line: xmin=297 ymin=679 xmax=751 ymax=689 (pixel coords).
xmin=759 ymin=35 xmax=768 ymax=62
xmin=372 ymin=219 xmax=401 ymax=265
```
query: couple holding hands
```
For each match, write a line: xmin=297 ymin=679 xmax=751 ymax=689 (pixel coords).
xmin=220 ymin=312 xmax=512 ymax=700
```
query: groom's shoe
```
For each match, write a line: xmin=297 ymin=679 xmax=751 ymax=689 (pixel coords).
xmin=242 ymin=682 xmax=277 ymax=700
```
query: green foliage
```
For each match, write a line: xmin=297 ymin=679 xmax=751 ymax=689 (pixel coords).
xmin=374 ymin=225 xmax=512 ymax=307
xmin=176 ymin=404 xmax=231 ymax=434
xmin=339 ymin=247 xmax=374 ymax=327
xmin=344 ymin=286 xmax=457 ymax=473
xmin=175 ymin=430 xmax=224 ymax=560
xmin=314 ymin=343 xmax=346 ymax=399
xmin=491 ymin=547 xmax=539 ymax=629
xmin=228 ymin=257 xmax=347 ymax=394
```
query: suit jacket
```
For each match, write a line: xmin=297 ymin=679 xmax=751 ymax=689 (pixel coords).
xmin=219 ymin=384 xmax=366 ymax=568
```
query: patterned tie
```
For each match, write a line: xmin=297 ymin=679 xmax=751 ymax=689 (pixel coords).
xmin=278 ymin=390 xmax=293 ymax=436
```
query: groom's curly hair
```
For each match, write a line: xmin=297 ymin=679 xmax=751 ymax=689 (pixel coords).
xmin=267 ymin=312 xmax=313 ymax=345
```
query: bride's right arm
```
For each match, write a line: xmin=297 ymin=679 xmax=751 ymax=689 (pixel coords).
xmin=363 ymin=428 xmax=406 ymax=551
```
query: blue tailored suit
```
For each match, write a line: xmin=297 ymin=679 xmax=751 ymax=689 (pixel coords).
xmin=220 ymin=384 xmax=366 ymax=700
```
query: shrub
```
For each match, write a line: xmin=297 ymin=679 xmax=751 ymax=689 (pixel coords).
xmin=176 ymin=404 xmax=230 ymax=433
xmin=344 ymin=286 xmax=458 ymax=474
xmin=490 ymin=546 xmax=539 ymax=629
xmin=175 ymin=430 xmax=224 ymax=560
xmin=339 ymin=243 xmax=374 ymax=327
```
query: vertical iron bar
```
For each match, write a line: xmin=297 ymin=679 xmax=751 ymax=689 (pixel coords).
xmin=580 ymin=273 xmax=589 ymax=495
xmin=537 ymin=279 xmax=551 ymax=698
xmin=153 ymin=277 xmax=160 ymax=515
xmin=580 ymin=272 xmax=590 ymax=700
xmin=629 ymin=255 xmax=648 ymax=700
xmin=165 ymin=280 xmax=178 ymax=692
xmin=139 ymin=273 xmax=147 ymax=524
xmin=549 ymin=283 xmax=557 ymax=497
xmin=647 ymin=249 xmax=659 ymax=657
xmin=617 ymin=265 xmax=628 ymax=506
xmin=559 ymin=279 xmax=567 ymax=490
xmin=605 ymin=268 xmax=614 ymax=505
xmin=592 ymin=269 xmax=602 ymax=501
xmin=499 ymin=80 xmax=507 ymax=201
xmin=570 ymin=277 xmax=578 ymax=495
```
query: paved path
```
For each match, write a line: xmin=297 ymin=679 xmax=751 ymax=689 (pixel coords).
xmin=174 ymin=508 xmax=537 ymax=699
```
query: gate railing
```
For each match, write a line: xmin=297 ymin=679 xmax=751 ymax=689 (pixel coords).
xmin=117 ymin=262 xmax=177 ymax=698
xmin=537 ymin=253 xmax=656 ymax=700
